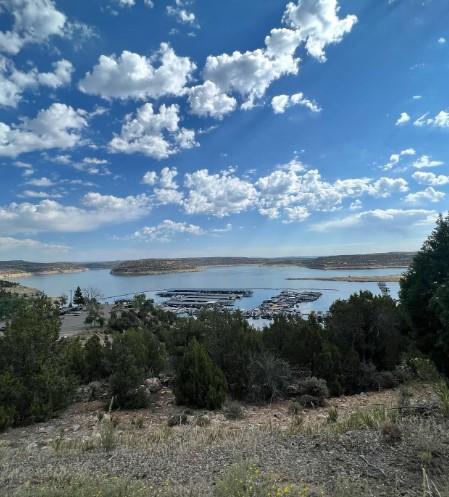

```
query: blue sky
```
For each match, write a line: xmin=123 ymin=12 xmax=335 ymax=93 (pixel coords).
xmin=0 ymin=0 xmax=448 ymax=261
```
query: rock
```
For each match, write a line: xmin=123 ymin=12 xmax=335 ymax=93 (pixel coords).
xmin=75 ymin=381 xmax=109 ymax=402
xmin=144 ymin=377 xmax=162 ymax=393
xmin=159 ymin=374 xmax=174 ymax=387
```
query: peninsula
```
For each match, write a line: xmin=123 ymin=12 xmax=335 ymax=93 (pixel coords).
xmin=0 ymin=252 xmax=415 ymax=278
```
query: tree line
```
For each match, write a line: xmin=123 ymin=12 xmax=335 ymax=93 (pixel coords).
xmin=1 ymin=213 xmax=449 ymax=429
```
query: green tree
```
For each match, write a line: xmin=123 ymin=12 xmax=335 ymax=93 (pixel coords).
xmin=175 ymin=339 xmax=227 ymax=409
xmin=109 ymin=332 xmax=147 ymax=408
xmin=73 ymin=286 xmax=85 ymax=306
xmin=0 ymin=297 xmax=75 ymax=428
xmin=400 ymin=213 xmax=449 ymax=374
xmin=326 ymin=291 xmax=403 ymax=393
xmin=84 ymin=299 xmax=105 ymax=328
xmin=200 ymin=310 xmax=261 ymax=399
xmin=84 ymin=334 xmax=108 ymax=381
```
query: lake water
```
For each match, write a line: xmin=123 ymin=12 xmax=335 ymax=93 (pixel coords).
xmin=14 ymin=265 xmax=403 ymax=317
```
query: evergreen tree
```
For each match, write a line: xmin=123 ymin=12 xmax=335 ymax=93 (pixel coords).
xmin=73 ymin=286 xmax=85 ymax=306
xmin=400 ymin=213 xmax=449 ymax=374
xmin=84 ymin=299 xmax=105 ymax=328
xmin=84 ymin=334 xmax=107 ymax=381
xmin=0 ymin=297 xmax=75 ymax=428
xmin=108 ymin=332 xmax=149 ymax=409
xmin=175 ymin=339 xmax=227 ymax=409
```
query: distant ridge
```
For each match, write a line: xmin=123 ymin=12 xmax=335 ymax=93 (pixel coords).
xmin=110 ymin=252 xmax=415 ymax=275
xmin=0 ymin=252 xmax=415 ymax=278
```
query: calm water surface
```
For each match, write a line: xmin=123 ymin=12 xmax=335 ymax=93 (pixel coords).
xmin=14 ymin=265 xmax=403 ymax=315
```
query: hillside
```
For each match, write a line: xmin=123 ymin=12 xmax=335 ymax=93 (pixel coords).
xmin=303 ymin=252 xmax=415 ymax=270
xmin=0 ymin=260 xmax=115 ymax=279
xmin=1 ymin=382 xmax=447 ymax=497
xmin=0 ymin=252 xmax=415 ymax=278
xmin=110 ymin=257 xmax=271 ymax=275
xmin=111 ymin=252 xmax=414 ymax=275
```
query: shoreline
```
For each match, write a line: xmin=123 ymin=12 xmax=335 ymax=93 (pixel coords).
xmin=287 ymin=274 xmax=402 ymax=283
xmin=0 ymin=268 xmax=88 ymax=280
xmin=110 ymin=263 xmax=408 ymax=277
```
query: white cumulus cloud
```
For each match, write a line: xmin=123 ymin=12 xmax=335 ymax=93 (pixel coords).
xmin=272 ymin=92 xmax=321 ymax=114
xmin=414 ymin=111 xmax=449 ymax=128
xmin=0 ymin=193 xmax=152 ymax=233
xmin=405 ymin=187 xmax=445 ymax=204
xmin=382 ymin=148 xmax=415 ymax=170
xmin=395 ymin=112 xmax=411 ymax=126
xmin=412 ymin=171 xmax=449 ymax=186
xmin=79 ymin=44 xmax=195 ymax=100
xmin=0 ymin=103 xmax=88 ymax=157
xmin=0 ymin=57 xmax=73 ymax=107
xmin=133 ymin=219 xmax=203 ymax=242
xmin=188 ymin=81 xmax=237 ymax=119
xmin=109 ymin=103 xmax=197 ymax=159
xmin=412 ymin=155 xmax=444 ymax=169
xmin=282 ymin=0 xmax=358 ymax=61
xmin=183 ymin=169 xmax=258 ymax=217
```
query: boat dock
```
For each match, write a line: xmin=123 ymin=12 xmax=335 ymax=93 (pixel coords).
xmin=157 ymin=288 xmax=253 ymax=314
xmin=244 ymin=290 xmax=322 ymax=320
xmin=377 ymin=282 xmax=390 ymax=295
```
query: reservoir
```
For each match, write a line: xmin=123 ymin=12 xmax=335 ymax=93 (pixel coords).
xmin=13 ymin=265 xmax=403 ymax=316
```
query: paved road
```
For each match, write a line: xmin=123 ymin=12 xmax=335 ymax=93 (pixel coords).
xmin=60 ymin=304 xmax=113 ymax=338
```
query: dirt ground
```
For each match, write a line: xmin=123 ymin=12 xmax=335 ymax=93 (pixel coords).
xmin=1 ymin=383 xmax=447 ymax=497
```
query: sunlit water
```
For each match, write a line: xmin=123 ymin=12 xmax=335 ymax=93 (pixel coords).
xmin=14 ymin=265 xmax=403 ymax=321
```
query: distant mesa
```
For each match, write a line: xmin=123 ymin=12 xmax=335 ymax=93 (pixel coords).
xmin=0 ymin=252 xmax=415 ymax=279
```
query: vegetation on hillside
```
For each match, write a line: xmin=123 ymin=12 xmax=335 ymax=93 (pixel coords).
xmin=0 ymin=214 xmax=447 ymax=431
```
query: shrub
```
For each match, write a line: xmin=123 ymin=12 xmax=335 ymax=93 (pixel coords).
xmin=196 ymin=414 xmax=211 ymax=427
xmin=373 ymin=371 xmax=398 ymax=390
xmin=288 ymin=401 xmax=301 ymax=416
xmin=288 ymin=413 xmax=305 ymax=435
xmin=215 ymin=463 xmax=309 ymax=497
xmin=409 ymin=357 xmax=440 ymax=382
xmin=223 ymin=401 xmax=245 ymax=420
xmin=131 ymin=415 xmax=145 ymax=429
xmin=414 ymin=420 xmax=444 ymax=468
xmin=435 ymin=379 xmax=449 ymax=418
xmin=327 ymin=406 xmax=339 ymax=423
xmin=246 ymin=352 xmax=293 ymax=403
xmin=99 ymin=421 xmax=116 ymax=451
xmin=296 ymin=377 xmax=329 ymax=408
xmin=397 ymin=386 xmax=413 ymax=413
xmin=167 ymin=413 xmax=188 ymax=427
xmin=175 ymin=339 xmax=227 ymax=409
xmin=382 ymin=422 xmax=402 ymax=444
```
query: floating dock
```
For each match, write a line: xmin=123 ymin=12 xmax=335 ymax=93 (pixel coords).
xmin=377 ymin=282 xmax=390 ymax=295
xmin=157 ymin=288 xmax=253 ymax=314
xmin=244 ymin=290 xmax=322 ymax=320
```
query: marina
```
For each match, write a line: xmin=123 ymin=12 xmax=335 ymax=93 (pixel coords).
xmin=10 ymin=266 xmax=402 ymax=319
xmin=377 ymin=282 xmax=390 ymax=295
xmin=157 ymin=288 xmax=253 ymax=314
xmin=243 ymin=290 xmax=322 ymax=320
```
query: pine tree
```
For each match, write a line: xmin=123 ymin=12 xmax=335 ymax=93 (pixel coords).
xmin=175 ymin=339 xmax=227 ymax=409
xmin=400 ymin=213 xmax=449 ymax=374
xmin=73 ymin=286 xmax=85 ymax=306
xmin=0 ymin=297 xmax=75 ymax=428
